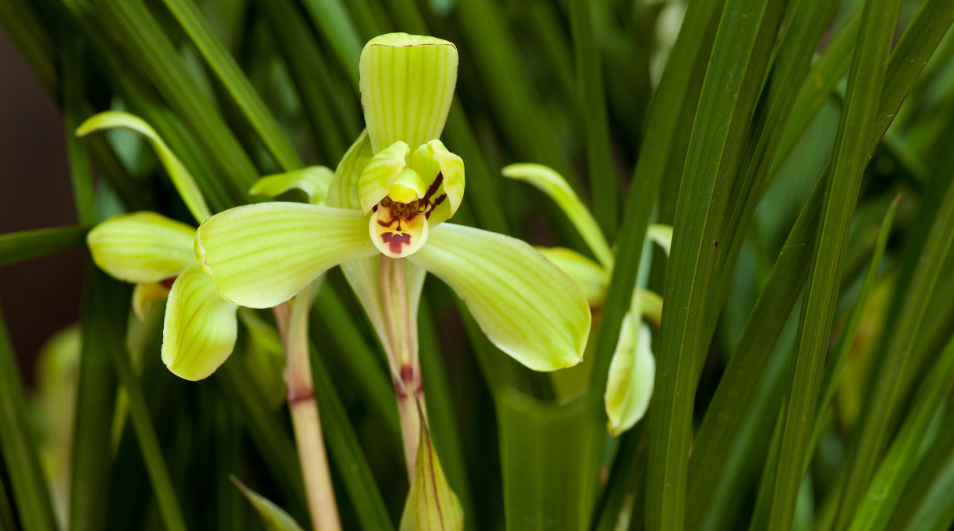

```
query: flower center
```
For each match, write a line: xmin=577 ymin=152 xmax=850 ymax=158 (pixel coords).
xmin=369 ymin=173 xmax=447 ymax=258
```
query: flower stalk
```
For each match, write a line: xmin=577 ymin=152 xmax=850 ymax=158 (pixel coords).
xmin=380 ymin=257 xmax=426 ymax=479
xmin=273 ymin=282 xmax=342 ymax=531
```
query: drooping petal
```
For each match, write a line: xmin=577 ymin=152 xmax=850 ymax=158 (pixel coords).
xmin=357 ymin=141 xmax=410 ymax=213
xmin=409 ymin=223 xmax=591 ymax=371
xmin=231 ymin=477 xmax=305 ymax=531
xmin=250 ymin=166 xmax=334 ymax=205
xmin=77 ymin=111 xmax=211 ymax=223
xmin=647 ymin=224 xmax=673 ymax=257
xmin=399 ymin=410 xmax=464 ymax=531
xmin=536 ymin=247 xmax=609 ymax=307
xmin=195 ymin=203 xmax=378 ymax=308
xmin=87 ymin=212 xmax=196 ymax=284
xmin=409 ymin=140 xmax=465 ymax=226
xmin=359 ymin=33 xmax=459 ymax=153
xmin=327 ymin=131 xmax=372 ymax=211
xmin=502 ymin=163 xmax=614 ymax=270
xmin=162 ymin=265 xmax=238 ymax=381
xmin=132 ymin=282 xmax=171 ymax=321
xmin=605 ymin=315 xmax=655 ymax=437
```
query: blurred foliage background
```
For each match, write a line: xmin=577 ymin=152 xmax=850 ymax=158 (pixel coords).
xmin=2 ymin=0 xmax=954 ymax=530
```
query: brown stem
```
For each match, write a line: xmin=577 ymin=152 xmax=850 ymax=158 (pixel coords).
xmin=273 ymin=296 xmax=342 ymax=531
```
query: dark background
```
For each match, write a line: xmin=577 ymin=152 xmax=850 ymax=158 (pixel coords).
xmin=0 ymin=26 xmax=83 ymax=386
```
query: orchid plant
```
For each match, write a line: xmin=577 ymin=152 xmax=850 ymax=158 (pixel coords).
xmin=501 ymin=164 xmax=671 ymax=436
xmin=83 ymin=33 xmax=592 ymax=530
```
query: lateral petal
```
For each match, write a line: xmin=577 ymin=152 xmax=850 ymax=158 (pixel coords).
xmin=195 ymin=203 xmax=378 ymax=308
xmin=87 ymin=212 xmax=195 ymax=284
xmin=161 ymin=265 xmax=238 ymax=381
xmin=409 ymin=223 xmax=591 ymax=371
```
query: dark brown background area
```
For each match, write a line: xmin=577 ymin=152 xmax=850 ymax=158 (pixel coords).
xmin=0 ymin=27 xmax=84 ymax=386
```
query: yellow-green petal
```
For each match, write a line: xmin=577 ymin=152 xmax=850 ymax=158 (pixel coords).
xmin=357 ymin=141 xmax=410 ymax=213
xmin=359 ymin=33 xmax=459 ymax=154
xmin=409 ymin=140 xmax=465 ymax=226
xmin=327 ymin=131 xmax=372 ymax=211
xmin=162 ymin=265 xmax=238 ymax=381
xmin=409 ymin=223 xmax=591 ymax=371
xmin=647 ymin=224 xmax=673 ymax=257
xmin=399 ymin=414 xmax=464 ymax=531
xmin=77 ymin=111 xmax=211 ymax=223
xmin=605 ymin=314 xmax=655 ymax=437
xmin=87 ymin=212 xmax=196 ymax=284
xmin=501 ymin=163 xmax=614 ymax=270
xmin=195 ymin=203 xmax=378 ymax=308
xmin=250 ymin=166 xmax=334 ymax=205
xmin=132 ymin=282 xmax=171 ymax=321
xmin=536 ymin=247 xmax=609 ymax=307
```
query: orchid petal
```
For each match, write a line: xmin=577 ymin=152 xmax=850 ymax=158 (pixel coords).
xmin=87 ymin=212 xmax=195 ymax=284
xmin=409 ymin=223 xmax=590 ymax=371
xmin=605 ymin=315 xmax=655 ymax=437
xmin=410 ymin=140 xmax=465 ymax=226
xmin=536 ymin=247 xmax=609 ymax=307
xmin=77 ymin=111 xmax=211 ymax=223
xmin=647 ymin=224 xmax=673 ymax=257
xmin=132 ymin=282 xmax=171 ymax=321
xmin=161 ymin=265 xmax=238 ymax=381
xmin=250 ymin=166 xmax=334 ymax=205
xmin=501 ymin=163 xmax=614 ymax=270
xmin=195 ymin=203 xmax=378 ymax=308
xmin=357 ymin=141 xmax=410 ymax=213
xmin=359 ymin=33 xmax=458 ymax=153
xmin=399 ymin=411 xmax=464 ymax=531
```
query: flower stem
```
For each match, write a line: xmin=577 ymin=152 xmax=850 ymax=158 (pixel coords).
xmin=274 ymin=284 xmax=342 ymax=531
xmin=380 ymin=257 xmax=426 ymax=480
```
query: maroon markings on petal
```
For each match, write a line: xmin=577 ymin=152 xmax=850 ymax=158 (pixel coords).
xmin=381 ymin=232 xmax=412 ymax=254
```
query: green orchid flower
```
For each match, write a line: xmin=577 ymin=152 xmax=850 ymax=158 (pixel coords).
xmin=193 ymin=33 xmax=592 ymax=483
xmin=501 ymin=163 xmax=672 ymax=436
xmin=79 ymin=111 xmax=332 ymax=382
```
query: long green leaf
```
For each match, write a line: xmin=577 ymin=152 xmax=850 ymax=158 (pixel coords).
xmin=215 ymin=362 xmax=309 ymax=517
xmin=0 ymin=226 xmax=89 ymax=267
xmin=569 ymin=0 xmax=617 ymax=239
xmin=845 ymin=333 xmax=954 ymax=531
xmin=588 ymin=0 xmax=724 ymax=403
xmin=451 ymin=0 xmax=577 ymax=189
xmin=310 ymin=344 xmax=394 ymax=531
xmin=70 ymin=264 xmax=125 ymax=531
xmin=705 ymin=0 xmax=840 ymax=340
xmin=835 ymin=127 xmax=954 ymax=530
xmin=767 ymin=0 xmax=901 ymax=527
xmin=158 ymin=0 xmax=303 ymax=171
xmin=689 ymin=2 xmax=954 ymax=523
xmin=92 ymin=271 xmax=187 ymax=531
xmin=62 ymin=35 xmax=97 ymax=226
xmin=888 ymin=407 xmax=954 ymax=531
xmin=252 ymin=0 xmax=350 ymax=161
xmin=0 ymin=306 xmax=58 ymax=531
xmin=89 ymin=0 xmax=258 ymax=200
xmin=810 ymin=198 xmax=898 ymax=455
xmin=647 ymin=1 xmax=787 ymax=528
xmin=498 ymin=391 xmax=602 ymax=529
